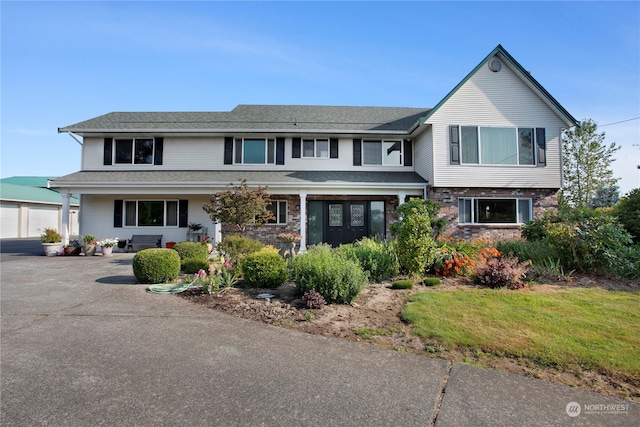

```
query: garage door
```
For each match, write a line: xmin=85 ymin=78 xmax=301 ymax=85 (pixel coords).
xmin=1 ymin=203 xmax=19 ymax=238
xmin=28 ymin=206 xmax=59 ymax=237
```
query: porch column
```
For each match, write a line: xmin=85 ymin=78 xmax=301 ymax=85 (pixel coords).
xmin=298 ymin=191 xmax=307 ymax=252
xmin=60 ymin=191 xmax=71 ymax=245
xmin=213 ymin=221 xmax=222 ymax=246
xmin=398 ymin=191 xmax=407 ymax=206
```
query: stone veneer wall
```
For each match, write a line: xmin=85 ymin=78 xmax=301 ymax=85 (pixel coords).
xmin=428 ymin=187 xmax=559 ymax=241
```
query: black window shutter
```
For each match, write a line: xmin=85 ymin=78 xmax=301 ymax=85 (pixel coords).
xmin=178 ymin=200 xmax=188 ymax=228
xmin=276 ymin=137 xmax=285 ymax=165
xmin=536 ymin=128 xmax=546 ymax=166
xmin=450 ymin=126 xmax=460 ymax=165
xmin=104 ymin=138 xmax=113 ymax=165
xmin=353 ymin=139 xmax=362 ymax=166
xmin=330 ymin=138 xmax=339 ymax=159
xmin=292 ymin=138 xmax=301 ymax=158
xmin=154 ymin=137 xmax=164 ymax=165
xmin=403 ymin=139 xmax=413 ymax=166
xmin=224 ymin=137 xmax=233 ymax=165
xmin=114 ymin=199 xmax=123 ymax=228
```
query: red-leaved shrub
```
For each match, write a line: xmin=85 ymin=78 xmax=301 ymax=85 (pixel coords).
xmin=474 ymin=256 xmax=530 ymax=290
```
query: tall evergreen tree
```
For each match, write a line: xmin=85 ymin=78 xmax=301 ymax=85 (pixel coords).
xmin=560 ymin=119 xmax=620 ymax=209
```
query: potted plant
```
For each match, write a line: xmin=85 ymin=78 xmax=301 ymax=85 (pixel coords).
xmin=82 ymin=234 xmax=97 ymax=256
xmin=202 ymin=236 xmax=213 ymax=254
xmin=98 ymin=238 xmax=119 ymax=257
xmin=165 ymin=241 xmax=176 ymax=249
xmin=64 ymin=240 xmax=81 ymax=256
xmin=188 ymin=222 xmax=203 ymax=231
xmin=277 ymin=233 xmax=301 ymax=258
xmin=40 ymin=228 xmax=63 ymax=256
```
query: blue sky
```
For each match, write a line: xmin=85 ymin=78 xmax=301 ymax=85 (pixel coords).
xmin=2 ymin=1 xmax=639 ymax=194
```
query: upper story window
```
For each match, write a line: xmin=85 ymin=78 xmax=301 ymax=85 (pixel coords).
xmin=104 ymin=137 xmax=163 ymax=166
xmin=235 ymin=138 xmax=276 ymax=164
xmin=458 ymin=198 xmax=531 ymax=224
xmin=303 ymin=139 xmax=329 ymax=158
xmin=362 ymin=140 xmax=402 ymax=165
xmin=115 ymin=138 xmax=154 ymax=164
xmin=450 ymin=126 xmax=545 ymax=166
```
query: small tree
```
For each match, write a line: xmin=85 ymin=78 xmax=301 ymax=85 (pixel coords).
xmin=616 ymin=188 xmax=640 ymax=242
xmin=202 ymin=179 xmax=275 ymax=235
xmin=560 ymin=119 xmax=620 ymax=209
xmin=390 ymin=198 xmax=438 ymax=275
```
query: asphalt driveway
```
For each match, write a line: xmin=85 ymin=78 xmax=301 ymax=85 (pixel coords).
xmin=1 ymin=239 xmax=637 ymax=426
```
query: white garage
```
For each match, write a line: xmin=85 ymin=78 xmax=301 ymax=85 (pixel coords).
xmin=0 ymin=177 xmax=79 ymax=239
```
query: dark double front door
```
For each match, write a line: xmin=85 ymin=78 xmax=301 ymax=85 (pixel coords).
xmin=326 ymin=201 xmax=367 ymax=247
xmin=308 ymin=200 xmax=386 ymax=247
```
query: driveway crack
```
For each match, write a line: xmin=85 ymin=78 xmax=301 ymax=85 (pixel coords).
xmin=430 ymin=361 xmax=453 ymax=427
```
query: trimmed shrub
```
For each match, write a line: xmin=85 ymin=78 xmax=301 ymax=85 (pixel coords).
xmin=172 ymin=241 xmax=209 ymax=261
xmin=133 ymin=248 xmax=181 ymax=284
xmin=240 ymin=251 xmax=288 ymax=288
xmin=181 ymin=257 xmax=210 ymax=274
xmin=302 ymin=290 xmax=326 ymax=309
xmin=289 ymin=247 xmax=367 ymax=304
xmin=475 ymin=256 xmax=530 ymax=290
xmin=422 ymin=277 xmax=441 ymax=287
xmin=217 ymin=236 xmax=263 ymax=265
xmin=338 ymin=237 xmax=399 ymax=282
xmin=389 ymin=199 xmax=438 ymax=275
xmin=390 ymin=279 xmax=413 ymax=290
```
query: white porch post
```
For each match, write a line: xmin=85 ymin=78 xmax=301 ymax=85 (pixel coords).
xmin=298 ymin=190 xmax=307 ymax=252
xmin=213 ymin=221 xmax=222 ymax=246
xmin=60 ymin=191 xmax=71 ymax=245
xmin=398 ymin=191 xmax=407 ymax=207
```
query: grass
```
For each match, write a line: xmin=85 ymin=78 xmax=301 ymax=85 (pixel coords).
xmin=400 ymin=288 xmax=640 ymax=376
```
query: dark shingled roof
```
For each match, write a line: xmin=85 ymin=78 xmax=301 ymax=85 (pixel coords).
xmin=50 ymin=170 xmax=427 ymax=188
xmin=59 ymin=105 xmax=431 ymax=134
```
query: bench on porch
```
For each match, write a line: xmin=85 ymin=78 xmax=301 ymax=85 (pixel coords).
xmin=126 ymin=235 xmax=163 ymax=252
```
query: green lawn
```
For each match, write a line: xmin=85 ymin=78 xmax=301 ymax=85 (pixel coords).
xmin=400 ymin=288 xmax=640 ymax=375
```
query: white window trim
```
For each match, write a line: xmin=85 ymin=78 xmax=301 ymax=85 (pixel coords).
xmin=302 ymin=138 xmax=330 ymax=159
xmin=267 ymin=200 xmax=287 ymax=225
xmin=362 ymin=139 xmax=403 ymax=166
xmin=459 ymin=126 xmax=537 ymax=167
xmin=237 ymin=138 xmax=275 ymax=165
xmin=123 ymin=199 xmax=180 ymax=227
xmin=114 ymin=138 xmax=155 ymax=165
xmin=458 ymin=197 xmax=532 ymax=225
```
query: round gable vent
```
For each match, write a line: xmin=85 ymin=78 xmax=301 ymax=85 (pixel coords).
xmin=488 ymin=58 xmax=502 ymax=72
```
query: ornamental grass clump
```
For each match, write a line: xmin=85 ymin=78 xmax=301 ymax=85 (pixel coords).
xmin=133 ymin=248 xmax=181 ymax=284
xmin=289 ymin=245 xmax=367 ymax=304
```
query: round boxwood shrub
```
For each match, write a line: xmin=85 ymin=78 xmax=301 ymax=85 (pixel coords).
xmin=390 ymin=279 xmax=413 ymax=290
xmin=172 ymin=241 xmax=208 ymax=261
xmin=422 ymin=277 xmax=441 ymax=287
xmin=241 ymin=251 xmax=288 ymax=288
xmin=133 ymin=248 xmax=181 ymax=284
xmin=182 ymin=257 xmax=210 ymax=275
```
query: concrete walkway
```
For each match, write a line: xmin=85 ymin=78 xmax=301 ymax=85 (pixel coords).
xmin=1 ymin=239 xmax=637 ymax=426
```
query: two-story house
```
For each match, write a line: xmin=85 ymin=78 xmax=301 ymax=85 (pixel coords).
xmin=51 ymin=45 xmax=578 ymax=250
